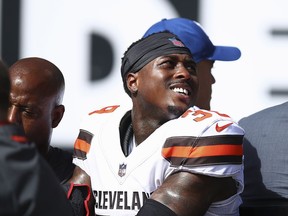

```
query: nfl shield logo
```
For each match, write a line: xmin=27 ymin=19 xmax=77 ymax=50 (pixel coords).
xmin=169 ymin=37 xmax=185 ymax=47
xmin=118 ymin=163 xmax=127 ymax=177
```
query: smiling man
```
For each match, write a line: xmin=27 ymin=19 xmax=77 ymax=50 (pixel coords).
xmin=70 ymin=32 xmax=245 ymax=216
xmin=143 ymin=18 xmax=241 ymax=110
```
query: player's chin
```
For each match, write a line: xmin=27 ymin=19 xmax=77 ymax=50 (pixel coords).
xmin=167 ymin=104 xmax=190 ymax=119
xmin=179 ymin=97 xmax=194 ymax=109
xmin=166 ymin=96 xmax=193 ymax=116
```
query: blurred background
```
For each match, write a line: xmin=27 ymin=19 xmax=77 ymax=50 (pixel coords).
xmin=1 ymin=0 xmax=288 ymax=149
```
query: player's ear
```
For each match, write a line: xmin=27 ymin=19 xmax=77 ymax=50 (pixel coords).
xmin=126 ymin=73 xmax=138 ymax=95
xmin=52 ymin=104 xmax=65 ymax=128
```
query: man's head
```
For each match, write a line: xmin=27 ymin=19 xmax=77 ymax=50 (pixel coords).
xmin=121 ymin=32 xmax=198 ymax=121
xmin=0 ymin=60 xmax=10 ymax=120
xmin=8 ymin=57 xmax=65 ymax=156
xmin=143 ymin=18 xmax=241 ymax=110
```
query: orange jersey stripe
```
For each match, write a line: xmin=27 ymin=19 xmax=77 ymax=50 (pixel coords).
xmin=74 ymin=139 xmax=91 ymax=154
xmin=162 ymin=144 xmax=243 ymax=159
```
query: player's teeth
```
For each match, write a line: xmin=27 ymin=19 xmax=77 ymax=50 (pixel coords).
xmin=172 ymin=88 xmax=188 ymax=95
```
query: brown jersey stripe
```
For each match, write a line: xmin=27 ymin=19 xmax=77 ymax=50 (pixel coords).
xmin=78 ymin=129 xmax=93 ymax=143
xmin=164 ymin=135 xmax=243 ymax=148
xmin=162 ymin=135 xmax=243 ymax=166
xmin=74 ymin=148 xmax=87 ymax=160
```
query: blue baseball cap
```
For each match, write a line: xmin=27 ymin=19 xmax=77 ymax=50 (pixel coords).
xmin=143 ymin=18 xmax=241 ymax=63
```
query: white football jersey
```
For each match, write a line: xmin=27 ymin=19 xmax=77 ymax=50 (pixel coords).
xmin=73 ymin=105 xmax=244 ymax=216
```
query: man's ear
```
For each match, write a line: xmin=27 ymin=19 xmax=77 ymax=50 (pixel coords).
xmin=127 ymin=73 xmax=138 ymax=95
xmin=52 ymin=104 xmax=65 ymax=128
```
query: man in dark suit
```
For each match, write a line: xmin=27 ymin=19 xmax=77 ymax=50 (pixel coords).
xmin=239 ymin=102 xmax=288 ymax=215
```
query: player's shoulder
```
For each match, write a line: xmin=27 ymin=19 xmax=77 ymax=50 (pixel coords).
xmin=182 ymin=106 xmax=234 ymax=121
xmin=164 ymin=106 xmax=244 ymax=136
xmin=78 ymin=104 xmax=130 ymax=134
xmin=172 ymin=106 xmax=235 ymax=125
xmin=83 ymin=104 xmax=129 ymax=122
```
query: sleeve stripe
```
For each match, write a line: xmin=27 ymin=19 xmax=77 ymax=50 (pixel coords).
xmin=73 ymin=130 xmax=93 ymax=159
xmin=162 ymin=135 xmax=243 ymax=166
xmin=164 ymin=135 xmax=243 ymax=147
xmin=162 ymin=144 xmax=243 ymax=158
xmin=74 ymin=139 xmax=91 ymax=153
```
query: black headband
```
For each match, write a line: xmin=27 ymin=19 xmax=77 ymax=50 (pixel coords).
xmin=121 ymin=32 xmax=192 ymax=80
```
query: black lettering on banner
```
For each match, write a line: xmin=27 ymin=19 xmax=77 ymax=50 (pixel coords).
xmin=90 ymin=33 xmax=113 ymax=81
xmin=1 ymin=0 xmax=21 ymax=66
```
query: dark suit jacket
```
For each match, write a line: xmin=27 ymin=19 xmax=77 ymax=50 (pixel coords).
xmin=239 ymin=101 xmax=288 ymax=214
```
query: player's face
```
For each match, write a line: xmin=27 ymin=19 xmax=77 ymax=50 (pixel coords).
xmin=134 ymin=53 xmax=198 ymax=120
xmin=195 ymin=60 xmax=215 ymax=110
xmin=7 ymin=72 xmax=63 ymax=156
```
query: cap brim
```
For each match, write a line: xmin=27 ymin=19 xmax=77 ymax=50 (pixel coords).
xmin=208 ymin=46 xmax=241 ymax=61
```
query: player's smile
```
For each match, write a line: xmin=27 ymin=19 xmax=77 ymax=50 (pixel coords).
xmin=169 ymin=82 xmax=194 ymax=106
xmin=171 ymin=87 xmax=190 ymax=96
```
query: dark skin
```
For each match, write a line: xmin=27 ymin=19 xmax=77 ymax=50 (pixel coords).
xmin=128 ymin=54 xmax=198 ymax=144
xmin=195 ymin=60 xmax=215 ymax=110
xmin=150 ymin=173 xmax=236 ymax=216
xmin=71 ymin=53 xmax=237 ymax=216
xmin=68 ymin=166 xmax=95 ymax=216
xmin=7 ymin=57 xmax=65 ymax=158
xmin=0 ymin=60 xmax=76 ymax=216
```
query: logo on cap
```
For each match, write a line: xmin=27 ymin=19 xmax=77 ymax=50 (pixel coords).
xmin=169 ymin=37 xmax=185 ymax=47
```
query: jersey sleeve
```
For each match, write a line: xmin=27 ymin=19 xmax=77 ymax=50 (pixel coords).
xmin=72 ymin=105 xmax=121 ymax=174
xmin=161 ymin=108 xmax=245 ymax=178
